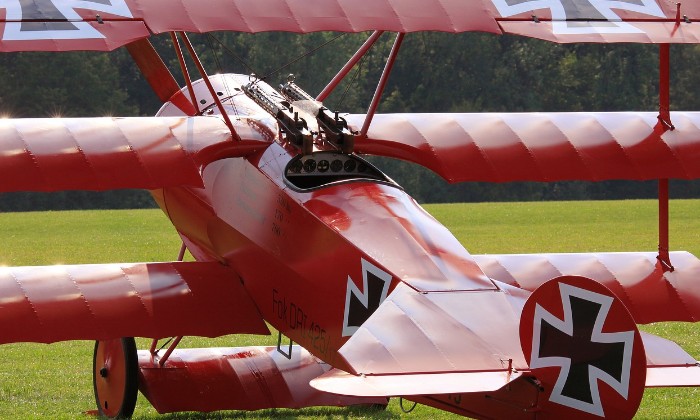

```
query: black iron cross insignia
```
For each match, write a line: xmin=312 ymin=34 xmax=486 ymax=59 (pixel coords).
xmin=491 ymin=0 xmax=665 ymax=34
xmin=529 ymin=283 xmax=634 ymax=417
xmin=342 ymin=258 xmax=392 ymax=337
xmin=1 ymin=0 xmax=133 ymax=41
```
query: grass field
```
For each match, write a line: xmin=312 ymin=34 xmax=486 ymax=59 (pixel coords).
xmin=0 ymin=199 xmax=699 ymax=419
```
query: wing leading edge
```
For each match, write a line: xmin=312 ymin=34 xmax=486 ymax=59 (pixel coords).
xmin=0 ymin=261 xmax=269 ymax=344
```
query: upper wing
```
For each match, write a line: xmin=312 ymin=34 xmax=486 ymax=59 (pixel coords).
xmin=349 ymin=112 xmax=700 ymax=183
xmin=1 ymin=1 xmax=700 ymax=51
xmin=0 ymin=261 xmax=269 ymax=344
xmin=472 ymin=251 xmax=700 ymax=324
xmin=0 ymin=116 xmax=270 ymax=193
xmin=492 ymin=1 xmax=700 ymax=44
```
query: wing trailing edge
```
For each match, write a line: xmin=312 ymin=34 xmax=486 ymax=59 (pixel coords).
xmin=0 ymin=261 xmax=269 ymax=344
xmin=350 ymin=112 xmax=700 ymax=183
xmin=311 ymin=368 xmax=521 ymax=397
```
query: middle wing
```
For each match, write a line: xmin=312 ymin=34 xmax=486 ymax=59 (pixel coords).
xmin=0 ymin=261 xmax=269 ymax=344
xmin=0 ymin=116 xmax=270 ymax=193
xmin=349 ymin=112 xmax=700 ymax=183
xmin=473 ymin=251 xmax=700 ymax=324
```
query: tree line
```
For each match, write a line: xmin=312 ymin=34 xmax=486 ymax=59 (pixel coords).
xmin=1 ymin=32 xmax=699 ymax=211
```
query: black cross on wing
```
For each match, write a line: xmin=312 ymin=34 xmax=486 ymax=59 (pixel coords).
xmin=491 ymin=0 xmax=665 ymax=34
xmin=1 ymin=0 xmax=133 ymax=41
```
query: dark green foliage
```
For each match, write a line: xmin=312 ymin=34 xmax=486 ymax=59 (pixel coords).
xmin=0 ymin=190 xmax=155 ymax=212
xmin=1 ymin=33 xmax=699 ymax=210
xmin=0 ymin=51 xmax=135 ymax=117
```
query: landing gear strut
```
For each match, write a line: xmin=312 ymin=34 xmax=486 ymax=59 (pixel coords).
xmin=93 ymin=338 xmax=138 ymax=419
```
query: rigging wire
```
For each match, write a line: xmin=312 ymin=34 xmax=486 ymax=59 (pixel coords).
xmin=203 ymin=33 xmax=239 ymax=115
xmin=336 ymin=54 xmax=366 ymax=110
xmin=259 ymin=33 xmax=347 ymax=81
xmin=206 ymin=33 xmax=256 ymax=75
xmin=157 ymin=337 xmax=174 ymax=353
xmin=203 ymin=32 xmax=362 ymax=111
xmin=204 ymin=32 xmax=350 ymax=85
xmin=205 ymin=34 xmax=225 ymax=75
xmin=201 ymin=32 xmax=349 ymax=83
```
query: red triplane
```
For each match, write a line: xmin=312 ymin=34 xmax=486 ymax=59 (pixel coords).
xmin=2 ymin=1 xmax=700 ymax=419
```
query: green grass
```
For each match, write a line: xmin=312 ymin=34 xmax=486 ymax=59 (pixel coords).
xmin=0 ymin=200 xmax=699 ymax=419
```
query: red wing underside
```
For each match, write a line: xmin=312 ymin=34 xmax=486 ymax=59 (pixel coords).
xmin=0 ymin=262 xmax=269 ymax=344
xmin=0 ymin=116 xmax=271 ymax=192
xmin=1 ymin=1 xmax=700 ymax=51
xmin=349 ymin=112 xmax=700 ymax=183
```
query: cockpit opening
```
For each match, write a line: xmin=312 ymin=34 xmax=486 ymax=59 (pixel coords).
xmin=284 ymin=152 xmax=396 ymax=191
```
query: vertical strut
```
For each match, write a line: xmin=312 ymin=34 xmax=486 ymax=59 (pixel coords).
xmin=361 ymin=33 xmax=405 ymax=137
xmin=177 ymin=242 xmax=187 ymax=262
xmin=171 ymin=32 xmax=200 ymax=115
xmin=178 ymin=32 xmax=240 ymax=141
xmin=658 ymin=179 xmax=673 ymax=272
xmin=657 ymin=44 xmax=674 ymax=272
xmin=316 ymin=30 xmax=384 ymax=102
xmin=126 ymin=39 xmax=197 ymax=116
xmin=658 ymin=44 xmax=673 ymax=130
xmin=158 ymin=336 xmax=183 ymax=367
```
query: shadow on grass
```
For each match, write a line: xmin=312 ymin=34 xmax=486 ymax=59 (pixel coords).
xmin=136 ymin=406 xmax=400 ymax=420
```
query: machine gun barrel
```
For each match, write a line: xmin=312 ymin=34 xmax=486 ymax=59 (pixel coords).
xmin=243 ymin=81 xmax=313 ymax=154
xmin=280 ymin=77 xmax=356 ymax=154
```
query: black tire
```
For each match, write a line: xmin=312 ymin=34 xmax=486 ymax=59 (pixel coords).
xmin=92 ymin=338 xmax=138 ymax=419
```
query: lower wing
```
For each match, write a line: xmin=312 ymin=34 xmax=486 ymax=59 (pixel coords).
xmin=0 ymin=261 xmax=269 ymax=344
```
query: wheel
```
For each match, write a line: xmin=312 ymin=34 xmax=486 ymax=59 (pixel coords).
xmin=93 ymin=338 xmax=138 ymax=419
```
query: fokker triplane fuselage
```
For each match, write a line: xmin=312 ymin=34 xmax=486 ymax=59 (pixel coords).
xmin=3 ymin=1 xmax=700 ymax=419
